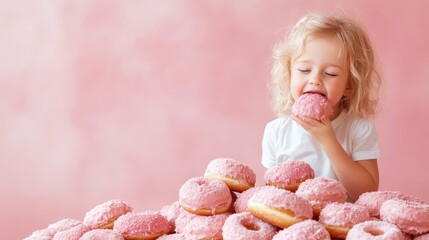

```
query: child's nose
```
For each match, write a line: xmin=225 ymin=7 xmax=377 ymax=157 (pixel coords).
xmin=309 ymin=73 xmax=322 ymax=85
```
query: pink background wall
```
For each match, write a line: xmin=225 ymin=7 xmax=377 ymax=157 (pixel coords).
xmin=1 ymin=1 xmax=429 ymax=239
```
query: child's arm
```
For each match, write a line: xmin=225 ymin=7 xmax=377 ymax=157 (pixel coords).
xmin=293 ymin=115 xmax=379 ymax=202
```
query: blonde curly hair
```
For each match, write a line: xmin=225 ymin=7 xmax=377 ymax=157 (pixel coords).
xmin=269 ymin=13 xmax=381 ymax=118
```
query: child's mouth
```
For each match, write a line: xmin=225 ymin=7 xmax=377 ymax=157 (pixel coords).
xmin=303 ymin=91 xmax=326 ymax=98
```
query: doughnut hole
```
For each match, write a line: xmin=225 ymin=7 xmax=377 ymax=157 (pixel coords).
xmin=365 ymin=226 xmax=384 ymax=236
xmin=240 ymin=219 xmax=260 ymax=231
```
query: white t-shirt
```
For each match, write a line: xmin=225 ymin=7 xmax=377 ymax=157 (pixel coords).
xmin=261 ymin=111 xmax=381 ymax=180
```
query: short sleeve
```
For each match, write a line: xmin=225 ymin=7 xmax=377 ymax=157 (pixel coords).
xmin=261 ymin=122 xmax=277 ymax=169
xmin=351 ymin=119 xmax=382 ymax=161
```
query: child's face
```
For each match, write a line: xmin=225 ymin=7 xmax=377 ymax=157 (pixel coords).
xmin=290 ymin=36 xmax=349 ymax=119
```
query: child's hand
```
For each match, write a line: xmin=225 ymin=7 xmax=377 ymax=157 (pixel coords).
xmin=292 ymin=114 xmax=337 ymax=145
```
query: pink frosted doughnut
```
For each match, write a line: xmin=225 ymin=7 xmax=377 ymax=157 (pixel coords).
xmin=415 ymin=233 xmax=429 ymax=240
xmin=346 ymin=220 xmax=410 ymax=240
xmin=380 ymin=199 xmax=429 ymax=235
xmin=355 ymin=191 xmax=424 ymax=217
xmin=53 ymin=223 xmax=90 ymax=240
xmin=272 ymin=219 xmax=330 ymax=240
xmin=157 ymin=233 xmax=190 ymax=240
xmin=292 ymin=92 xmax=333 ymax=120
xmin=24 ymin=229 xmax=53 ymax=240
xmin=160 ymin=201 xmax=184 ymax=231
xmin=175 ymin=210 xmax=230 ymax=240
xmin=247 ymin=185 xmax=313 ymax=228
xmin=319 ymin=202 xmax=371 ymax=239
xmin=80 ymin=229 xmax=124 ymax=240
xmin=234 ymin=186 xmax=272 ymax=213
xmin=83 ymin=199 xmax=133 ymax=229
xmin=296 ymin=177 xmax=347 ymax=218
xmin=179 ymin=176 xmax=232 ymax=216
xmin=204 ymin=157 xmax=256 ymax=192
xmin=113 ymin=211 xmax=171 ymax=239
xmin=264 ymin=160 xmax=315 ymax=192
xmin=25 ymin=218 xmax=82 ymax=239
xmin=222 ymin=212 xmax=277 ymax=240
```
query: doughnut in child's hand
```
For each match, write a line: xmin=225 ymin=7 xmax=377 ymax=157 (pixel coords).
xmin=346 ymin=220 xmax=410 ymax=240
xmin=83 ymin=199 xmax=133 ymax=229
xmin=295 ymin=177 xmax=347 ymax=219
xmin=247 ymin=185 xmax=313 ymax=228
xmin=113 ymin=211 xmax=171 ymax=239
xmin=380 ymin=199 xmax=429 ymax=235
xmin=222 ymin=212 xmax=277 ymax=240
xmin=319 ymin=202 xmax=370 ymax=239
xmin=272 ymin=219 xmax=330 ymax=240
xmin=179 ymin=176 xmax=232 ymax=216
xmin=204 ymin=157 xmax=256 ymax=192
xmin=292 ymin=92 xmax=333 ymax=120
xmin=264 ymin=160 xmax=314 ymax=192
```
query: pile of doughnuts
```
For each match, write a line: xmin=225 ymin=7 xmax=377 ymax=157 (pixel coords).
xmin=25 ymin=158 xmax=429 ymax=240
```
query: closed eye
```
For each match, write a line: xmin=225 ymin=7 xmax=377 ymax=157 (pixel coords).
xmin=325 ymin=72 xmax=337 ymax=77
xmin=298 ymin=69 xmax=310 ymax=73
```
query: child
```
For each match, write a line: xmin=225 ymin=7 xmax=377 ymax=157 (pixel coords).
xmin=262 ymin=13 xmax=382 ymax=201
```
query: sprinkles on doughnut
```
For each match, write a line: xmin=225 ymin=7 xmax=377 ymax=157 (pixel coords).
xmin=113 ymin=211 xmax=171 ymax=239
xmin=264 ymin=160 xmax=315 ymax=192
xmin=346 ymin=220 xmax=410 ymax=240
xmin=204 ymin=157 xmax=256 ymax=192
xmin=319 ymin=202 xmax=371 ymax=239
xmin=179 ymin=176 xmax=232 ymax=216
xmin=247 ymin=185 xmax=313 ymax=228
xmin=83 ymin=199 xmax=133 ymax=229
xmin=292 ymin=92 xmax=333 ymax=121
xmin=380 ymin=199 xmax=429 ymax=235
xmin=272 ymin=219 xmax=331 ymax=240
xmin=295 ymin=177 xmax=347 ymax=219
xmin=222 ymin=212 xmax=277 ymax=240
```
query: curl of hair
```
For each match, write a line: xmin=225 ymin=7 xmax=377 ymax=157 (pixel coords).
xmin=268 ymin=13 xmax=381 ymax=118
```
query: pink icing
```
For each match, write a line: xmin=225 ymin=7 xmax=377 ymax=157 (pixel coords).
xmin=47 ymin=218 xmax=82 ymax=232
xmin=264 ymin=160 xmax=314 ymax=189
xmin=355 ymin=191 xmax=424 ymax=217
xmin=80 ymin=229 xmax=124 ymax=240
xmin=24 ymin=229 xmax=53 ymax=240
xmin=295 ymin=177 xmax=347 ymax=208
xmin=204 ymin=158 xmax=256 ymax=187
xmin=160 ymin=201 xmax=183 ymax=229
xmin=83 ymin=199 xmax=133 ymax=229
xmin=179 ymin=177 xmax=232 ymax=214
xmin=222 ymin=212 xmax=277 ymax=240
xmin=292 ymin=92 xmax=333 ymax=120
xmin=113 ymin=211 xmax=171 ymax=237
xmin=249 ymin=186 xmax=313 ymax=219
xmin=53 ymin=223 xmax=89 ymax=240
xmin=346 ymin=220 xmax=409 ymax=240
xmin=272 ymin=219 xmax=330 ymax=240
xmin=319 ymin=202 xmax=370 ymax=227
xmin=175 ymin=211 xmax=230 ymax=239
xmin=234 ymin=186 xmax=272 ymax=213
xmin=157 ymin=233 xmax=190 ymax=240
xmin=25 ymin=218 xmax=82 ymax=239
xmin=380 ymin=199 xmax=429 ymax=234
